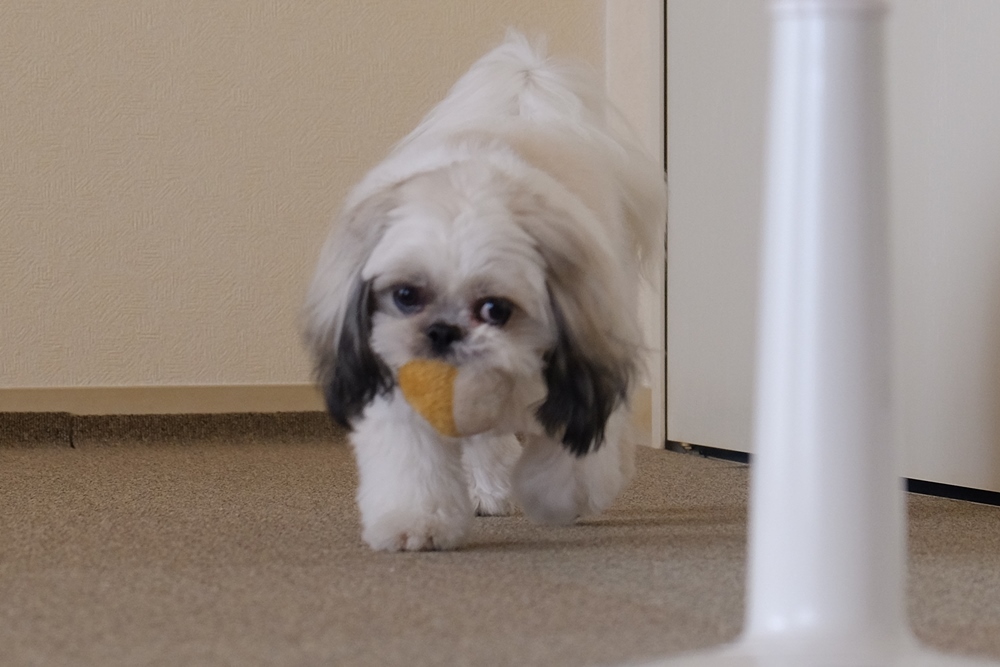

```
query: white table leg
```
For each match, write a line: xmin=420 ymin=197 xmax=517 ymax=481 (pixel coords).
xmin=638 ymin=1 xmax=998 ymax=664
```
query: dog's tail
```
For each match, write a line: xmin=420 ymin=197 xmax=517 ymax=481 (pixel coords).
xmin=406 ymin=29 xmax=609 ymax=140
xmin=382 ymin=31 xmax=664 ymax=288
xmin=405 ymin=30 xmax=664 ymax=271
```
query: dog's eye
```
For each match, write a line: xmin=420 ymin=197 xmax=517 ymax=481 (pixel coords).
xmin=474 ymin=297 xmax=514 ymax=327
xmin=392 ymin=285 xmax=425 ymax=314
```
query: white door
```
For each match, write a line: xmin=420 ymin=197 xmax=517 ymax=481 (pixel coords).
xmin=667 ymin=0 xmax=1000 ymax=492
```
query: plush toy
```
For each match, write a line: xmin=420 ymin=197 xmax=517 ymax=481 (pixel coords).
xmin=397 ymin=359 xmax=513 ymax=438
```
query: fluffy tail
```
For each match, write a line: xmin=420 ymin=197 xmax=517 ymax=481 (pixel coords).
xmin=407 ymin=30 xmax=609 ymax=139
xmin=394 ymin=31 xmax=665 ymax=283
xmin=410 ymin=31 xmax=665 ymax=267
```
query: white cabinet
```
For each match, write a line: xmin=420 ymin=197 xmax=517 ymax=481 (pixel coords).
xmin=667 ymin=0 xmax=1000 ymax=492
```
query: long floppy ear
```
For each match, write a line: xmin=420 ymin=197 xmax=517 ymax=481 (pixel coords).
xmin=536 ymin=295 xmax=632 ymax=456
xmin=513 ymin=189 xmax=642 ymax=456
xmin=303 ymin=190 xmax=398 ymax=429
xmin=316 ymin=278 xmax=393 ymax=428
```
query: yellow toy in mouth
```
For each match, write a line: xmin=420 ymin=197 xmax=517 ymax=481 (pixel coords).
xmin=397 ymin=359 xmax=461 ymax=437
xmin=397 ymin=359 xmax=514 ymax=438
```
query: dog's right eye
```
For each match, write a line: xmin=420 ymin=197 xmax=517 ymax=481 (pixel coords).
xmin=392 ymin=285 xmax=425 ymax=314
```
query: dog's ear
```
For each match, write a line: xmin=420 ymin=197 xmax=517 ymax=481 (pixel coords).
xmin=304 ymin=190 xmax=398 ymax=429
xmin=536 ymin=296 xmax=631 ymax=456
xmin=512 ymin=189 xmax=641 ymax=456
xmin=317 ymin=278 xmax=393 ymax=428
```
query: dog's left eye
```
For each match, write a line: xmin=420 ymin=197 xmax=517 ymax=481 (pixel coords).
xmin=474 ymin=297 xmax=514 ymax=327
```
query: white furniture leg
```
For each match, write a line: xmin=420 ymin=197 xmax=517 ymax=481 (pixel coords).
xmin=638 ymin=1 xmax=998 ymax=664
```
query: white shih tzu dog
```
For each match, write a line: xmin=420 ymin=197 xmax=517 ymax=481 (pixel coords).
xmin=304 ymin=32 xmax=666 ymax=551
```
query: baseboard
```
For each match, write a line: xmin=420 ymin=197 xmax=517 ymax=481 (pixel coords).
xmin=667 ymin=441 xmax=751 ymax=464
xmin=1 ymin=383 xmax=658 ymax=447
xmin=906 ymin=478 xmax=1000 ymax=507
xmin=0 ymin=411 xmax=342 ymax=448
xmin=0 ymin=384 xmax=325 ymax=415
xmin=668 ymin=442 xmax=1000 ymax=507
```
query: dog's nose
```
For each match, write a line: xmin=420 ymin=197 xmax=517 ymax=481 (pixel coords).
xmin=426 ymin=321 xmax=464 ymax=355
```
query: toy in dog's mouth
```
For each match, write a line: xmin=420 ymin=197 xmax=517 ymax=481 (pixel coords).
xmin=397 ymin=359 xmax=513 ymax=438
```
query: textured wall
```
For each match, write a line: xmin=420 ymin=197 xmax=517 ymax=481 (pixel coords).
xmin=0 ymin=1 xmax=602 ymax=389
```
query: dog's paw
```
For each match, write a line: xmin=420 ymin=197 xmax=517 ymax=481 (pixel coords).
xmin=471 ymin=488 xmax=516 ymax=517
xmin=513 ymin=478 xmax=580 ymax=525
xmin=362 ymin=511 xmax=470 ymax=552
xmin=463 ymin=433 xmax=520 ymax=517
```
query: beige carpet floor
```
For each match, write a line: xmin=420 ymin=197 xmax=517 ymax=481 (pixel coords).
xmin=2 ymin=414 xmax=1000 ymax=666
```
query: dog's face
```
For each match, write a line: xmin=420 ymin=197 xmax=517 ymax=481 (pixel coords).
xmin=364 ymin=169 xmax=554 ymax=380
xmin=306 ymin=157 xmax=638 ymax=455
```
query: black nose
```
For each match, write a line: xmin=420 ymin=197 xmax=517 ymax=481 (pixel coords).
xmin=426 ymin=321 xmax=464 ymax=355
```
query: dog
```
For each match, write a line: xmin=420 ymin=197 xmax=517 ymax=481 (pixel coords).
xmin=304 ymin=31 xmax=666 ymax=551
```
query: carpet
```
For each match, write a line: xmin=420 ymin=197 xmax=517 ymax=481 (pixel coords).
xmin=1 ymin=414 xmax=999 ymax=666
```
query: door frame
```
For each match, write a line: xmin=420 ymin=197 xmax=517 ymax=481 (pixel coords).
xmin=606 ymin=0 xmax=666 ymax=448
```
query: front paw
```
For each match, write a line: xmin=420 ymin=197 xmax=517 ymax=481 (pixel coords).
xmin=462 ymin=433 xmax=520 ymax=517
xmin=361 ymin=510 xmax=470 ymax=552
xmin=471 ymin=489 xmax=516 ymax=517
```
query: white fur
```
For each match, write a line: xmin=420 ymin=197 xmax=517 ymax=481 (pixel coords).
xmin=352 ymin=393 xmax=473 ymax=551
xmin=513 ymin=408 xmax=634 ymax=525
xmin=462 ymin=433 xmax=521 ymax=517
xmin=304 ymin=31 xmax=666 ymax=551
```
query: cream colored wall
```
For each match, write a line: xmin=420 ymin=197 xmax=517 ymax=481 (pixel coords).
xmin=0 ymin=1 xmax=603 ymax=410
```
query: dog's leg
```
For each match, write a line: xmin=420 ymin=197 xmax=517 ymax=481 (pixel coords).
xmin=350 ymin=392 xmax=473 ymax=551
xmin=512 ymin=408 xmax=635 ymax=525
xmin=461 ymin=433 xmax=521 ymax=516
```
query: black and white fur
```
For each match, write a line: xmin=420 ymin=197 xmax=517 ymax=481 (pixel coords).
xmin=304 ymin=32 xmax=666 ymax=551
